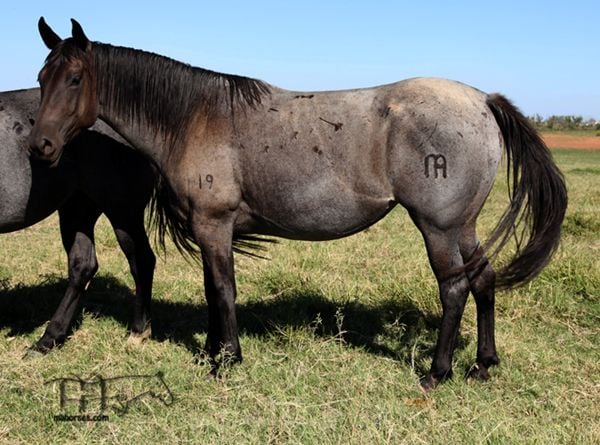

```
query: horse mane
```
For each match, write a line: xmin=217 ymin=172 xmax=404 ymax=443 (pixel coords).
xmin=91 ymin=43 xmax=270 ymax=151
xmin=44 ymin=39 xmax=270 ymax=154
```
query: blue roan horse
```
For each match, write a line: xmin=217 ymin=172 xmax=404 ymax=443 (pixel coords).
xmin=29 ymin=19 xmax=567 ymax=388
xmin=1 ymin=87 xmax=156 ymax=352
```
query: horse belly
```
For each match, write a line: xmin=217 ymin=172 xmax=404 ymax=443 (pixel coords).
xmin=235 ymin=87 xmax=395 ymax=239
xmin=242 ymin=174 xmax=394 ymax=241
xmin=0 ymin=114 xmax=36 ymax=231
xmin=0 ymin=158 xmax=72 ymax=232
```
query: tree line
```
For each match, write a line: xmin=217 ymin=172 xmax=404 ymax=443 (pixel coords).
xmin=529 ymin=115 xmax=600 ymax=131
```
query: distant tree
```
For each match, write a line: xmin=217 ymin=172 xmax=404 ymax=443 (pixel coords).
xmin=527 ymin=114 xmax=598 ymax=131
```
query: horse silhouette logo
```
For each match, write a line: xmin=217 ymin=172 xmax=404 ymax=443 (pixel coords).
xmin=46 ymin=371 xmax=174 ymax=415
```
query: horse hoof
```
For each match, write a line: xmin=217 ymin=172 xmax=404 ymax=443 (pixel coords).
xmin=22 ymin=348 xmax=45 ymax=360
xmin=419 ymin=374 xmax=440 ymax=391
xmin=466 ymin=363 xmax=492 ymax=381
xmin=127 ymin=326 xmax=152 ymax=346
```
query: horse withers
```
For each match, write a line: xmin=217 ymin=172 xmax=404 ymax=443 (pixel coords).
xmin=28 ymin=18 xmax=567 ymax=389
xmin=1 ymin=87 xmax=156 ymax=352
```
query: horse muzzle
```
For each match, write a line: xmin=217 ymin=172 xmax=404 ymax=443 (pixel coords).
xmin=28 ymin=130 xmax=64 ymax=166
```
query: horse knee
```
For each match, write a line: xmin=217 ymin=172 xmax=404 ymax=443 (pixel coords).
xmin=68 ymin=247 xmax=98 ymax=287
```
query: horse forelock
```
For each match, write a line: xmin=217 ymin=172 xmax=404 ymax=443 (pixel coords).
xmin=43 ymin=39 xmax=88 ymax=68
xmin=91 ymin=42 xmax=271 ymax=153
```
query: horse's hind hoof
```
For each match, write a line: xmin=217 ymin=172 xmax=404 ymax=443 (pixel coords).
xmin=127 ymin=326 xmax=152 ymax=346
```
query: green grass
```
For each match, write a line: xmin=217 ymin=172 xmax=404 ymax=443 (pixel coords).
xmin=1 ymin=149 xmax=599 ymax=444
xmin=540 ymin=129 xmax=600 ymax=137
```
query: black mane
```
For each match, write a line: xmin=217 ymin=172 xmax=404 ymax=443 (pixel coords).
xmin=47 ymin=40 xmax=270 ymax=152
xmin=92 ymin=43 xmax=270 ymax=150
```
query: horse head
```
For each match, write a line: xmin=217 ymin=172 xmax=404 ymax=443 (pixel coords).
xmin=28 ymin=18 xmax=98 ymax=165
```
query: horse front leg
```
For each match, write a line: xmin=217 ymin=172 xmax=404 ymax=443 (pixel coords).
xmin=32 ymin=194 xmax=100 ymax=352
xmin=193 ymin=219 xmax=241 ymax=367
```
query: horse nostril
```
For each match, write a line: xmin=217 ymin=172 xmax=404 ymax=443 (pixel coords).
xmin=41 ymin=138 xmax=54 ymax=155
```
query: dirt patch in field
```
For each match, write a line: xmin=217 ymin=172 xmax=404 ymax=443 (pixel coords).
xmin=541 ymin=133 xmax=600 ymax=150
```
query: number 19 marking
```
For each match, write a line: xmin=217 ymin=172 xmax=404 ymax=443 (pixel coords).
xmin=199 ymin=174 xmax=214 ymax=189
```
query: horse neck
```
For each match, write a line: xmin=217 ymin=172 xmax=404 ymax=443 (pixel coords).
xmin=92 ymin=43 xmax=187 ymax=169
xmin=91 ymin=42 xmax=269 ymax=168
xmin=96 ymin=108 xmax=169 ymax=168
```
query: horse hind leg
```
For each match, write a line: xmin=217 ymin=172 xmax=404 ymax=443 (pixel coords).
xmin=108 ymin=213 xmax=156 ymax=346
xmin=459 ymin=228 xmax=500 ymax=380
xmin=412 ymin=218 xmax=471 ymax=389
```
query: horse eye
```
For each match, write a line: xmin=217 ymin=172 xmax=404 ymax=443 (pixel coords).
xmin=69 ymin=75 xmax=82 ymax=86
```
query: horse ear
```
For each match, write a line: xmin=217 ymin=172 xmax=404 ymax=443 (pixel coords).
xmin=70 ymin=18 xmax=90 ymax=51
xmin=38 ymin=17 xmax=62 ymax=50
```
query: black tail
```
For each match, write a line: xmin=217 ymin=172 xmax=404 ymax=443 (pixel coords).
xmin=485 ymin=94 xmax=568 ymax=289
xmin=148 ymin=176 xmax=276 ymax=263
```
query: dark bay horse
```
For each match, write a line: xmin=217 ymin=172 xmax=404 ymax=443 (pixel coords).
xmin=29 ymin=19 xmax=567 ymax=388
xmin=1 ymin=87 xmax=156 ymax=352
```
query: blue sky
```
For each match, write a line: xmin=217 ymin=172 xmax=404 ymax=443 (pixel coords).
xmin=1 ymin=1 xmax=598 ymax=118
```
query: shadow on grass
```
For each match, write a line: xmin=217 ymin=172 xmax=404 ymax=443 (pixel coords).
xmin=0 ymin=275 xmax=470 ymax=374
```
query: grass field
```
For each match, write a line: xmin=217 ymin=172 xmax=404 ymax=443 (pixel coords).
xmin=0 ymin=147 xmax=598 ymax=444
xmin=540 ymin=129 xmax=599 ymax=137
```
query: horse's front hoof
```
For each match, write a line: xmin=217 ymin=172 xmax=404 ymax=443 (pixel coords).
xmin=30 ymin=334 xmax=60 ymax=355
xmin=127 ymin=325 xmax=152 ymax=346
xmin=201 ymin=347 xmax=243 ymax=380
xmin=420 ymin=374 xmax=440 ymax=391
xmin=420 ymin=368 xmax=453 ymax=391
xmin=23 ymin=347 xmax=46 ymax=360
xmin=204 ymin=337 xmax=242 ymax=366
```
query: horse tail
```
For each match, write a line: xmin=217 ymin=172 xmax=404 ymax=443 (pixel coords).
xmin=147 ymin=176 xmax=276 ymax=262
xmin=147 ymin=175 xmax=200 ymax=262
xmin=484 ymin=93 xmax=567 ymax=289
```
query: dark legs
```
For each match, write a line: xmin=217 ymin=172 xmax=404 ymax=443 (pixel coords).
xmin=415 ymin=221 xmax=499 ymax=389
xmin=462 ymin=244 xmax=500 ymax=380
xmin=31 ymin=195 xmax=156 ymax=353
xmin=33 ymin=194 xmax=100 ymax=352
xmin=193 ymin=218 xmax=241 ymax=366
xmin=417 ymin=226 xmax=471 ymax=389
xmin=109 ymin=213 xmax=155 ymax=343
